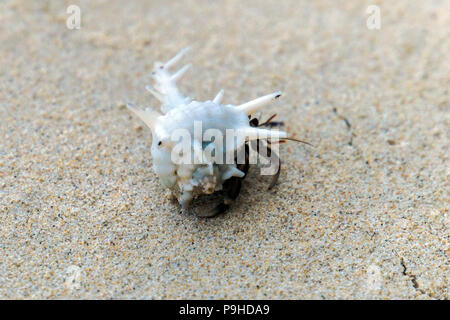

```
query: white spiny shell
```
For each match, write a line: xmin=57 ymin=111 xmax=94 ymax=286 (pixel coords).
xmin=128 ymin=47 xmax=286 ymax=209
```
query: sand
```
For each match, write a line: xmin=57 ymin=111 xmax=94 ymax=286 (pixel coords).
xmin=0 ymin=0 xmax=448 ymax=299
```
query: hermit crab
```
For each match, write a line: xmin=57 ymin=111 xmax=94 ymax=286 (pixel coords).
xmin=127 ymin=48 xmax=306 ymax=217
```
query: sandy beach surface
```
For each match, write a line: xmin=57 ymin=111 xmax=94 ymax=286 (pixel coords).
xmin=0 ymin=0 xmax=448 ymax=299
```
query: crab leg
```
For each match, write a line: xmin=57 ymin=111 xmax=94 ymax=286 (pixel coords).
xmin=267 ymin=145 xmax=281 ymax=190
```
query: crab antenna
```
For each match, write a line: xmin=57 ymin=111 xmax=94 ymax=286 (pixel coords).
xmin=213 ymin=89 xmax=224 ymax=104
xmin=170 ymin=64 xmax=191 ymax=82
xmin=145 ymin=85 xmax=164 ymax=102
xmin=164 ymin=47 xmax=190 ymax=69
xmin=236 ymin=91 xmax=282 ymax=115
xmin=127 ymin=103 xmax=161 ymax=131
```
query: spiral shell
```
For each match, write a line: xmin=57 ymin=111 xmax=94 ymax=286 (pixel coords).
xmin=127 ymin=47 xmax=286 ymax=210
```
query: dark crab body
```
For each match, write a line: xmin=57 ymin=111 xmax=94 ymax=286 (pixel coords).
xmin=203 ymin=114 xmax=285 ymax=217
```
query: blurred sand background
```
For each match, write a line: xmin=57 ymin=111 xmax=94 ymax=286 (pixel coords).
xmin=0 ymin=0 xmax=448 ymax=299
